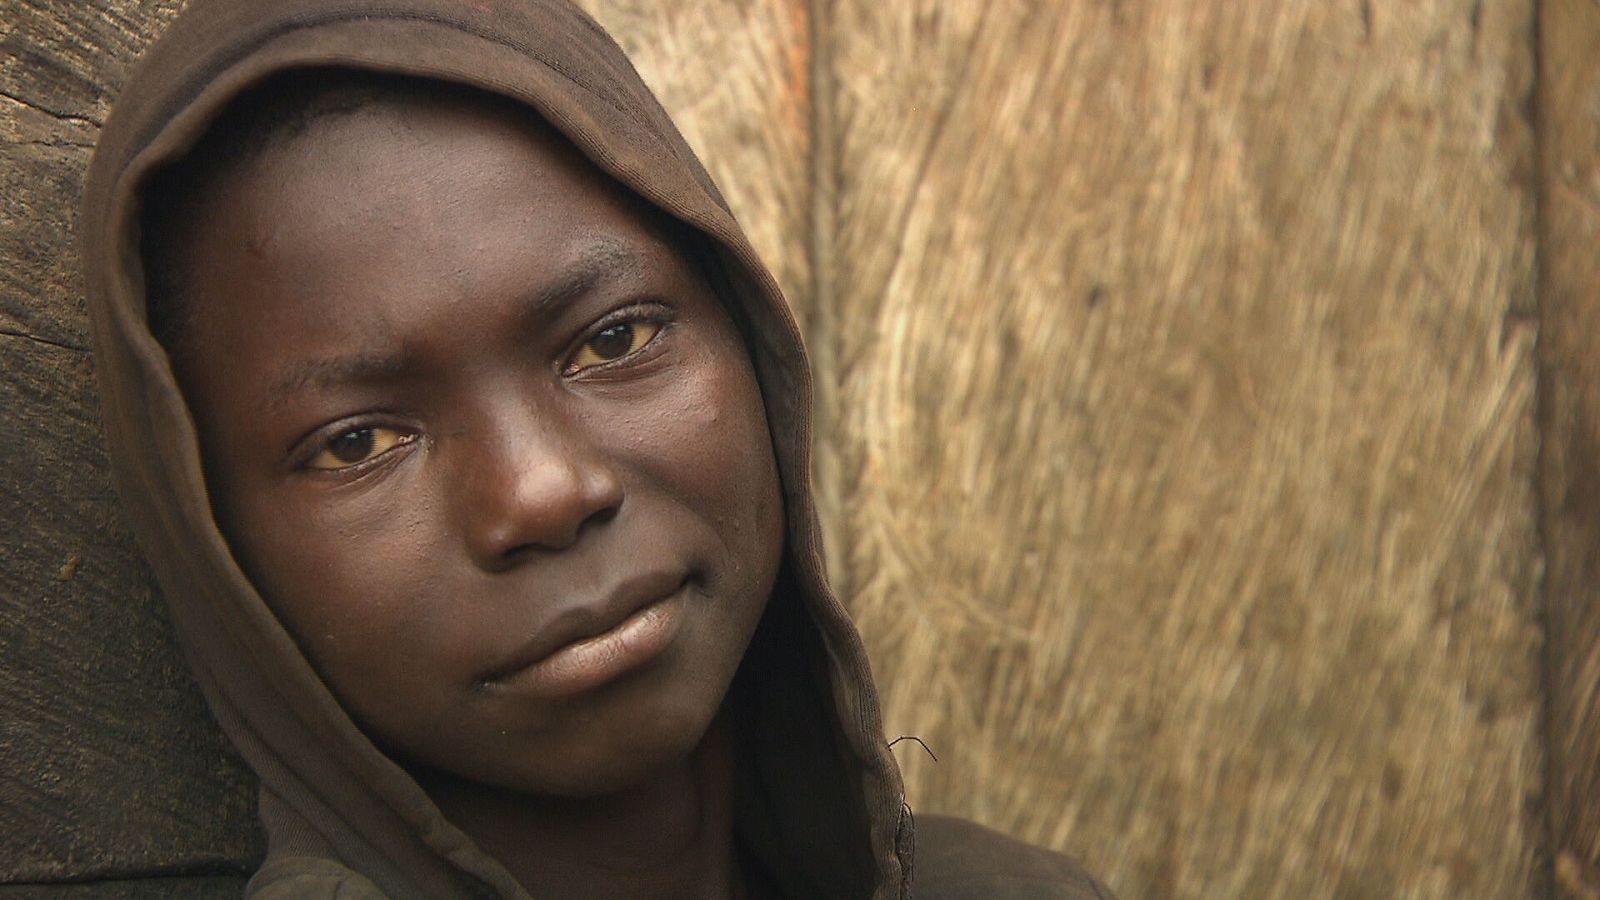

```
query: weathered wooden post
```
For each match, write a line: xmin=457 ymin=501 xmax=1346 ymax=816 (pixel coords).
xmin=1535 ymin=1 xmax=1600 ymax=897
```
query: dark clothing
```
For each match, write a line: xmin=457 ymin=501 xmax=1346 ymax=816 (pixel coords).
xmin=245 ymin=816 xmax=1116 ymax=899
xmin=913 ymin=817 xmax=1117 ymax=900
xmin=79 ymin=0 xmax=1115 ymax=896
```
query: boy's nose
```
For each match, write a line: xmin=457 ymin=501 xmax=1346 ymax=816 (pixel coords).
xmin=461 ymin=414 xmax=625 ymax=570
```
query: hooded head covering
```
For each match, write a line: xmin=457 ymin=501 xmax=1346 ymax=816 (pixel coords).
xmin=79 ymin=1 xmax=912 ymax=896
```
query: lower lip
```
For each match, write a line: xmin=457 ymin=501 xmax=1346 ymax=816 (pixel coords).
xmin=500 ymin=590 xmax=686 ymax=698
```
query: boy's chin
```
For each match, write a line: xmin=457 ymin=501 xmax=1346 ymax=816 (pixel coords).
xmin=525 ymin=713 xmax=720 ymax=799
xmin=417 ymin=703 xmax=723 ymax=802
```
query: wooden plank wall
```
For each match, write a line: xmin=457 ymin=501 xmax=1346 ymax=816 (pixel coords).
xmin=0 ymin=1 xmax=261 ymax=889
xmin=1536 ymin=2 xmax=1600 ymax=899
xmin=1 ymin=0 xmax=1590 ymax=897
xmin=823 ymin=2 xmax=1545 ymax=898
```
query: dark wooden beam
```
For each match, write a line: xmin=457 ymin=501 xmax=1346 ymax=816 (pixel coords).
xmin=0 ymin=1 xmax=264 ymax=884
xmin=1536 ymin=1 xmax=1600 ymax=897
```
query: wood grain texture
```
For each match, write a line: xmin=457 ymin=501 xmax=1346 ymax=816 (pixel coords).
xmin=821 ymin=2 xmax=1545 ymax=897
xmin=0 ymin=0 xmax=184 ymax=345
xmin=1536 ymin=1 xmax=1600 ymax=898
xmin=0 ymin=337 xmax=262 ymax=880
xmin=0 ymin=0 xmax=263 ymax=883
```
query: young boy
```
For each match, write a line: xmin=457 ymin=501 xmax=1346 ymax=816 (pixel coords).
xmin=81 ymin=0 xmax=1116 ymax=897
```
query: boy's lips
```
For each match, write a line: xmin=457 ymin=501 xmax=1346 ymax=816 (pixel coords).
xmin=482 ymin=569 xmax=690 ymax=698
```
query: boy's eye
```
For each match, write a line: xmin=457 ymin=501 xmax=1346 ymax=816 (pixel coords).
xmin=566 ymin=320 xmax=664 ymax=373
xmin=308 ymin=426 xmax=415 ymax=470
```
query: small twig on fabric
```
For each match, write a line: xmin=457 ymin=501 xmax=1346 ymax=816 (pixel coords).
xmin=888 ymin=735 xmax=938 ymax=762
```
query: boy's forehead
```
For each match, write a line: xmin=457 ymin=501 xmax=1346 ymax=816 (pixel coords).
xmin=170 ymin=73 xmax=582 ymax=253
xmin=189 ymin=88 xmax=611 ymax=257
xmin=175 ymin=98 xmax=711 ymax=378
xmin=199 ymin=73 xmax=522 ymax=175
xmin=147 ymin=69 xmax=723 ymax=377
xmin=219 ymin=85 xmax=540 ymax=190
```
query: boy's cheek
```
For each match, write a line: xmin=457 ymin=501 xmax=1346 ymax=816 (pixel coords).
xmin=633 ymin=352 xmax=777 ymax=493
xmin=221 ymin=483 xmax=455 ymax=661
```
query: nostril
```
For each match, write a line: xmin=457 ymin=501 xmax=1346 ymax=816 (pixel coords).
xmin=496 ymin=500 xmax=618 ymax=564
xmin=463 ymin=422 xmax=627 ymax=568
xmin=566 ymin=493 xmax=622 ymax=545
xmin=474 ymin=465 xmax=624 ymax=568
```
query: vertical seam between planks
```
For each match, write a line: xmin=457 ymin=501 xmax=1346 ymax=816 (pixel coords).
xmin=1529 ymin=0 xmax=1560 ymax=897
xmin=804 ymin=0 xmax=850 ymax=600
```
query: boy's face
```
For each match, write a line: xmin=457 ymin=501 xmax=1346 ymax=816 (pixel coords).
xmin=168 ymin=93 xmax=785 ymax=797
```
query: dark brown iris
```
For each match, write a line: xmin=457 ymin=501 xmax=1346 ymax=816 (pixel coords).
xmin=327 ymin=428 xmax=376 ymax=464
xmin=589 ymin=324 xmax=635 ymax=361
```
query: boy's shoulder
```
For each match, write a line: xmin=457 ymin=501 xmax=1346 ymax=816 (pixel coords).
xmin=912 ymin=814 xmax=1118 ymax=900
xmin=242 ymin=817 xmax=1118 ymax=899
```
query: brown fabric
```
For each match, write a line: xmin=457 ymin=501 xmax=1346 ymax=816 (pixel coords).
xmin=911 ymin=817 xmax=1116 ymax=900
xmin=78 ymin=1 xmax=1111 ymax=897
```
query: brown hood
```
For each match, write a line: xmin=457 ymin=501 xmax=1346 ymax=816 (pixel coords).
xmin=79 ymin=1 xmax=909 ymax=896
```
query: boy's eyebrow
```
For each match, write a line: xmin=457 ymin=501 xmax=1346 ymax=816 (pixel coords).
xmin=267 ymin=350 xmax=409 ymax=408
xmin=263 ymin=237 xmax=652 ymax=407
xmin=522 ymin=236 xmax=641 ymax=317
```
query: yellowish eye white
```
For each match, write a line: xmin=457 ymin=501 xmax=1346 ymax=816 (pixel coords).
xmin=308 ymin=426 xmax=413 ymax=470
xmin=567 ymin=320 xmax=663 ymax=372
